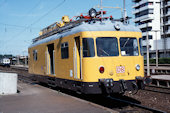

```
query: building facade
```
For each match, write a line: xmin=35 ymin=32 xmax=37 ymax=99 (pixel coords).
xmin=132 ymin=0 xmax=170 ymax=58
xmin=161 ymin=0 xmax=170 ymax=39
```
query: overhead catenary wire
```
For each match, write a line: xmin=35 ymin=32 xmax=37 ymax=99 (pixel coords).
xmin=0 ymin=0 xmax=42 ymax=32
xmin=0 ymin=22 xmax=41 ymax=29
xmin=4 ymin=0 xmax=66 ymax=43
xmin=14 ymin=0 xmax=42 ymax=26
xmin=1 ymin=0 xmax=66 ymax=55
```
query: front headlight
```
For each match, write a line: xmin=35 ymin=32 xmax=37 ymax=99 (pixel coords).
xmin=136 ymin=64 xmax=140 ymax=71
xmin=89 ymin=8 xmax=97 ymax=18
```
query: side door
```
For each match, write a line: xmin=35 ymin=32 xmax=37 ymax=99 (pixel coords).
xmin=74 ymin=36 xmax=82 ymax=80
xmin=46 ymin=44 xmax=55 ymax=75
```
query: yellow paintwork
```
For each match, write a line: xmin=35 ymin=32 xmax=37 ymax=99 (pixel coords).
xmin=39 ymin=31 xmax=43 ymax=36
xmin=39 ymin=16 xmax=70 ymax=36
xmin=62 ymin=15 xmax=70 ymax=23
xmin=28 ymin=31 xmax=144 ymax=83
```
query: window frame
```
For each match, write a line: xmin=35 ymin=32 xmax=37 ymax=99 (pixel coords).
xmin=82 ymin=38 xmax=95 ymax=58
xmin=33 ymin=50 xmax=38 ymax=61
xmin=119 ymin=37 xmax=139 ymax=56
xmin=61 ymin=42 xmax=69 ymax=59
xmin=96 ymin=37 xmax=119 ymax=57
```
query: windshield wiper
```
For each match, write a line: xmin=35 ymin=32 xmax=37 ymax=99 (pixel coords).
xmin=123 ymin=38 xmax=130 ymax=47
xmin=99 ymin=48 xmax=110 ymax=56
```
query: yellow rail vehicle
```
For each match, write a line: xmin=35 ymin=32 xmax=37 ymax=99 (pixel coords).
xmin=29 ymin=9 xmax=148 ymax=94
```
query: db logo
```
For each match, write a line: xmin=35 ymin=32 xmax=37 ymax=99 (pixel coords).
xmin=116 ymin=66 xmax=125 ymax=73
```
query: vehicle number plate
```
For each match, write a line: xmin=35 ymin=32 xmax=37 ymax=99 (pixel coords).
xmin=116 ymin=66 xmax=125 ymax=73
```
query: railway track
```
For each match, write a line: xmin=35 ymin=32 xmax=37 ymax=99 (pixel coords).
xmin=107 ymin=95 xmax=166 ymax=113
xmin=18 ymin=74 xmax=35 ymax=84
xmin=0 ymin=66 xmax=169 ymax=112
xmin=10 ymin=65 xmax=28 ymax=71
xmin=144 ymin=85 xmax=170 ymax=94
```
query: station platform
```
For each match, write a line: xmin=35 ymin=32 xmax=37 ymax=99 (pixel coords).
xmin=144 ymin=66 xmax=170 ymax=75
xmin=151 ymin=75 xmax=170 ymax=81
xmin=151 ymin=75 xmax=170 ymax=88
xmin=0 ymin=82 xmax=116 ymax=113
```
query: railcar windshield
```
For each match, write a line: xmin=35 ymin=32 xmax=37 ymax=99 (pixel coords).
xmin=120 ymin=37 xmax=139 ymax=56
xmin=96 ymin=37 xmax=119 ymax=57
xmin=139 ymin=38 xmax=143 ymax=55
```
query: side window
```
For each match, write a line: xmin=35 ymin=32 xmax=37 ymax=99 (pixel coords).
xmin=83 ymin=38 xmax=95 ymax=57
xmin=61 ymin=42 xmax=69 ymax=59
xmin=33 ymin=50 xmax=37 ymax=61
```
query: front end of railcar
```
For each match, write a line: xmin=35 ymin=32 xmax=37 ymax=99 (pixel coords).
xmin=81 ymin=31 xmax=151 ymax=95
xmin=96 ymin=36 xmax=149 ymax=94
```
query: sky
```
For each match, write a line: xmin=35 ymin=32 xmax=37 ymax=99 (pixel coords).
xmin=0 ymin=0 xmax=134 ymax=56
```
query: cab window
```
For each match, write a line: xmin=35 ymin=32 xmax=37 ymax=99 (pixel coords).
xmin=83 ymin=38 xmax=95 ymax=57
xmin=96 ymin=37 xmax=119 ymax=57
xmin=120 ymin=37 xmax=139 ymax=56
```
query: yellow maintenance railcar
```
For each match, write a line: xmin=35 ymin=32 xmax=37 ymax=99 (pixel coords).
xmin=28 ymin=8 xmax=149 ymax=94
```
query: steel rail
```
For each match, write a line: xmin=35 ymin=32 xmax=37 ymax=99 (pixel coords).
xmin=107 ymin=95 xmax=167 ymax=113
xmin=0 ymin=66 xmax=168 ymax=113
xmin=11 ymin=66 xmax=28 ymax=71
xmin=144 ymin=85 xmax=170 ymax=95
xmin=147 ymin=85 xmax=170 ymax=90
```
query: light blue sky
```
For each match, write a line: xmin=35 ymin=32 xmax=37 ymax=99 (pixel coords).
xmin=0 ymin=0 xmax=134 ymax=55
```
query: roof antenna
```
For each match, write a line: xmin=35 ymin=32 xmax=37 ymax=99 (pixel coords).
xmin=123 ymin=0 xmax=127 ymax=23
xmin=100 ymin=0 xmax=103 ymax=21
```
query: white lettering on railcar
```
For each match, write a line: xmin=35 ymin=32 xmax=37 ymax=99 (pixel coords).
xmin=70 ymin=70 xmax=73 ymax=77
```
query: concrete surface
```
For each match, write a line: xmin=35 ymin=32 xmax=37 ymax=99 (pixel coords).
xmin=0 ymin=82 xmax=117 ymax=113
xmin=144 ymin=66 xmax=170 ymax=70
xmin=0 ymin=72 xmax=17 ymax=95
xmin=151 ymin=75 xmax=170 ymax=81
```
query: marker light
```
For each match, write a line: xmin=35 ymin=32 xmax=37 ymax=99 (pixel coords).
xmin=99 ymin=66 xmax=104 ymax=73
xmin=89 ymin=8 xmax=97 ymax=18
xmin=136 ymin=64 xmax=140 ymax=71
xmin=114 ymin=23 xmax=120 ymax=30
